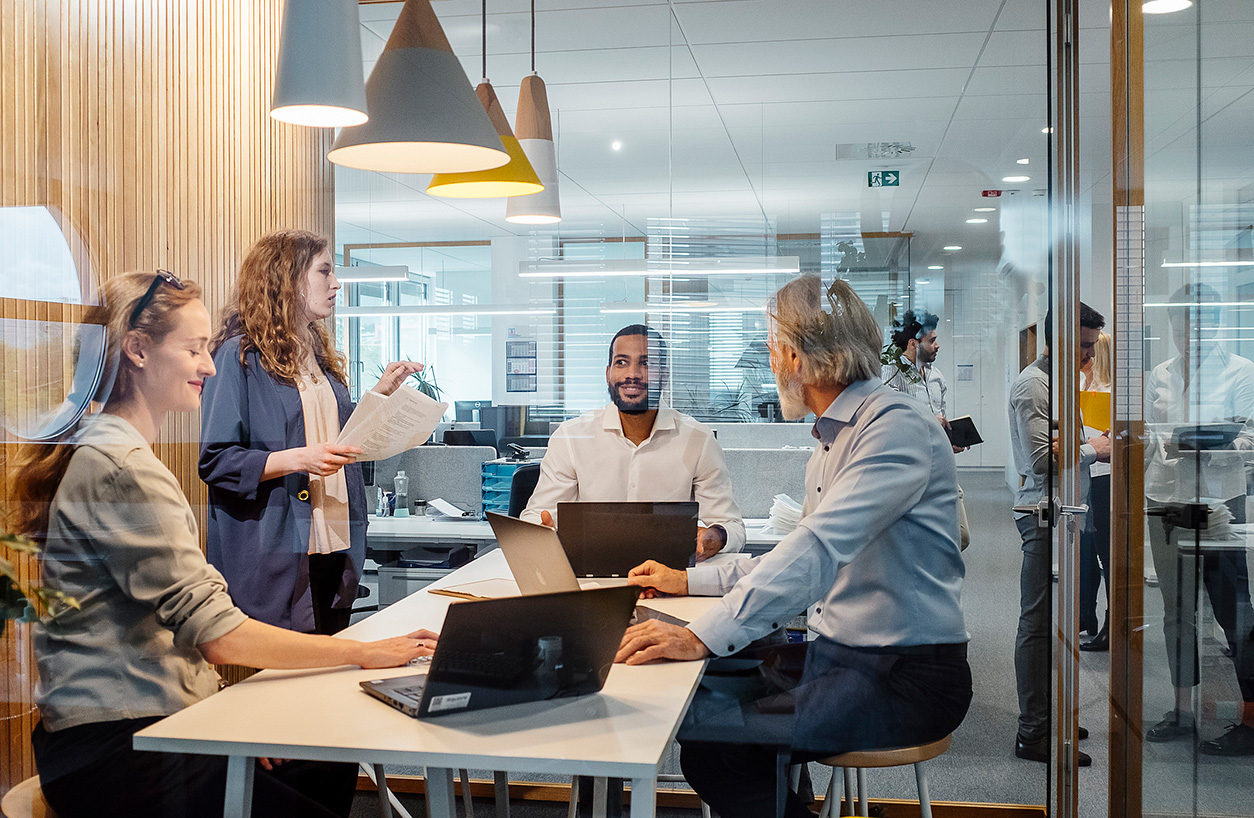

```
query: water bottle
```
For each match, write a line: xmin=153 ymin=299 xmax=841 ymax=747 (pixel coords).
xmin=393 ymin=471 xmax=409 ymax=517
xmin=375 ymin=486 xmax=387 ymax=518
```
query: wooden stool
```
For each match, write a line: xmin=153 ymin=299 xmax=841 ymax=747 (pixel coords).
xmin=1 ymin=777 xmax=57 ymax=818
xmin=814 ymin=735 xmax=951 ymax=818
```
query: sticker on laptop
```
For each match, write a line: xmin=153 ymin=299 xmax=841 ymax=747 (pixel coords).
xmin=429 ymin=692 xmax=472 ymax=712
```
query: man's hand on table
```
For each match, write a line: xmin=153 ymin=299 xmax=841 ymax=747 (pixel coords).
xmin=615 ymin=620 xmax=711 ymax=665
xmin=695 ymin=525 xmax=726 ymax=561
xmin=627 ymin=560 xmax=689 ymax=599
xmin=539 ymin=510 xmax=557 ymax=529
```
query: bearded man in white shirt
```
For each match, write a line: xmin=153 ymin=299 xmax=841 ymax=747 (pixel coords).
xmin=521 ymin=324 xmax=745 ymax=560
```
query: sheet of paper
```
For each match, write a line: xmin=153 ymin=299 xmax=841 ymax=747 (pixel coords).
xmin=428 ymin=497 xmax=474 ymax=518
xmin=337 ymin=385 xmax=448 ymax=461
xmin=429 ymin=578 xmax=520 ymax=600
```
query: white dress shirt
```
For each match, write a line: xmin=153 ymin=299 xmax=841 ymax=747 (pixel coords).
xmin=882 ymin=356 xmax=948 ymax=418
xmin=521 ymin=402 xmax=746 ymax=552
xmin=684 ymin=379 xmax=968 ymax=655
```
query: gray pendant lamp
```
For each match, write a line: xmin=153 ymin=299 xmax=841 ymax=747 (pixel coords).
xmin=506 ymin=0 xmax=562 ymax=224
xmin=271 ymin=0 xmax=369 ymax=127
xmin=327 ymin=0 xmax=509 ymax=174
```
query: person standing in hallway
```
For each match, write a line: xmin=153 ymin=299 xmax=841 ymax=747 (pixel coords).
xmin=1007 ymin=303 xmax=1110 ymax=764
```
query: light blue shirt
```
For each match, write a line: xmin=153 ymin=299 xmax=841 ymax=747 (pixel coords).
xmin=685 ymin=378 xmax=968 ymax=655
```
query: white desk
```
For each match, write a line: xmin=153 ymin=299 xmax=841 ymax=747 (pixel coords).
xmin=134 ymin=550 xmax=718 ymax=818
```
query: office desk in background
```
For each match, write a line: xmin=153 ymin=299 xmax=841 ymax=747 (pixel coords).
xmin=134 ymin=550 xmax=720 ymax=818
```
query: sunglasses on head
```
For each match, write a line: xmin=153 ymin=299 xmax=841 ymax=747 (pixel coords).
xmin=128 ymin=270 xmax=186 ymax=328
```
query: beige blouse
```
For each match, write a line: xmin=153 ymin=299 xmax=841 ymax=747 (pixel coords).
xmin=297 ymin=355 xmax=351 ymax=555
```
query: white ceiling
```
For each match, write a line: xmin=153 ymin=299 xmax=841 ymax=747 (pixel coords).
xmin=334 ymin=0 xmax=1254 ymax=275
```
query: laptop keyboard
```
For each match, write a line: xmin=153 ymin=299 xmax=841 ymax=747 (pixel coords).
xmin=393 ymin=679 xmax=428 ymax=699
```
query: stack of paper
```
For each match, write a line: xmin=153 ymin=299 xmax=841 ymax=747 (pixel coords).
xmin=336 ymin=385 xmax=449 ymax=461
xmin=767 ymin=493 xmax=803 ymax=535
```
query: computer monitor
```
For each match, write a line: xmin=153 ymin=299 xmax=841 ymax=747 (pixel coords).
xmin=455 ymin=400 xmax=492 ymax=423
xmin=443 ymin=429 xmax=498 ymax=449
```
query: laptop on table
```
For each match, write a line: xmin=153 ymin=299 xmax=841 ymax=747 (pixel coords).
xmin=557 ymin=501 xmax=699 ymax=577
xmin=360 ymin=585 xmax=639 ymax=718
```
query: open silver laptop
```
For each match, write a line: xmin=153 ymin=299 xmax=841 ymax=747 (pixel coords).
xmin=485 ymin=512 xmax=688 ymax=626
xmin=485 ymin=511 xmax=583 ymax=594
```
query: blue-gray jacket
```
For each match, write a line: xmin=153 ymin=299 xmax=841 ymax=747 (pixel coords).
xmin=199 ymin=336 xmax=366 ymax=632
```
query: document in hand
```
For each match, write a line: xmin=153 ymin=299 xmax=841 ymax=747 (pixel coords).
xmin=336 ymin=385 xmax=449 ymax=461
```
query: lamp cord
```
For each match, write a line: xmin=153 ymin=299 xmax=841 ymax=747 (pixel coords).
xmin=531 ymin=0 xmax=536 ymax=73
xmin=482 ymin=0 xmax=487 ymax=79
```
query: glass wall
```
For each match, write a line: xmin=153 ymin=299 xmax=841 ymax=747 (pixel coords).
xmin=1128 ymin=0 xmax=1254 ymax=813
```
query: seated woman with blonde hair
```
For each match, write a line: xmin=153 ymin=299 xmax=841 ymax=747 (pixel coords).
xmin=8 ymin=271 xmax=436 ymax=818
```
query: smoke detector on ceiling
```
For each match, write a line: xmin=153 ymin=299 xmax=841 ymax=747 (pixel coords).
xmin=835 ymin=142 xmax=917 ymax=160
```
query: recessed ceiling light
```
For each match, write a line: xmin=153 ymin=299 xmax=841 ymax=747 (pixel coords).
xmin=1143 ymin=0 xmax=1191 ymax=13
xmin=943 ymin=245 xmax=962 ymax=251
xmin=973 ymin=207 xmax=996 ymax=212
xmin=966 ymin=218 xmax=988 ymax=224
xmin=916 ymin=279 xmax=931 ymax=285
xmin=1041 ymin=127 xmax=1053 ymax=134
xmin=927 ymin=265 xmax=943 ymax=270
xmin=1016 ymin=158 xmax=1030 ymax=164
xmin=1002 ymin=175 xmax=1031 ymax=183
xmin=611 ymin=140 xmax=623 ymax=151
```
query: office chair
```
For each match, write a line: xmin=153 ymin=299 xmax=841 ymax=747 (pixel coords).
xmin=507 ymin=462 xmax=542 ymax=518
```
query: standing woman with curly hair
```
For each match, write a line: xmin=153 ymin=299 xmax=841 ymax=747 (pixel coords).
xmin=200 ymin=231 xmax=420 ymax=635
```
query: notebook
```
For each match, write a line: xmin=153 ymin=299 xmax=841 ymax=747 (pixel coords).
xmin=556 ymin=501 xmax=699 ymax=577
xmin=360 ymin=585 xmax=640 ymax=718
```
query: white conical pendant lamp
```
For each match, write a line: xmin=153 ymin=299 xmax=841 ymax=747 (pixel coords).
xmin=327 ymin=0 xmax=509 ymax=174
xmin=271 ymin=0 xmax=368 ymax=127
xmin=426 ymin=2 xmax=543 ymax=198
xmin=505 ymin=74 xmax=562 ymax=223
xmin=506 ymin=1 xmax=561 ymax=224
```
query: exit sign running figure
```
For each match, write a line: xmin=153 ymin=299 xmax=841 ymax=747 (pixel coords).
xmin=868 ymin=170 xmax=900 ymax=187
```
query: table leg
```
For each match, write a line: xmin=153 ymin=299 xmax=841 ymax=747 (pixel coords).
xmin=774 ymin=748 xmax=790 ymax=818
xmin=593 ymin=776 xmax=608 ymax=818
xmin=373 ymin=764 xmax=394 ymax=818
xmin=223 ymin=756 xmax=254 ymax=818
xmin=425 ymin=767 xmax=457 ymax=818
xmin=628 ymin=776 xmax=656 ymax=818
xmin=494 ymin=770 xmax=511 ymax=818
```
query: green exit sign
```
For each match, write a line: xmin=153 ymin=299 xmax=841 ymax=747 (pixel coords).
xmin=868 ymin=170 xmax=900 ymax=187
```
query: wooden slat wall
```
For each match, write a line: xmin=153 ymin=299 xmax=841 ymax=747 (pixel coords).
xmin=0 ymin=0 xmax=333 ymax=790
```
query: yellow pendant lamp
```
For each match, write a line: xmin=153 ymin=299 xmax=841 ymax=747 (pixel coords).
xmin=426 ymin=81 xmax=544 ymax=198
xmin=427 ymin=1 xmax=543 ymax=198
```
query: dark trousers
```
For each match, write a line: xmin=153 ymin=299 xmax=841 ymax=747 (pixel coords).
xmin=1079 ymin=475 xmax=1112 ymax=634
xmin=33 ymin=717 xmax=358 ymax=818
xmin=678 ymin=639 xmax=972 ymax=818
xmin=308 ymin=552 xmax=352 ymax=635
xmin=1014 ymin=515 xmax=1052 ymax=741
xmin=1147 ymin=515 xmax=1254 ymax=701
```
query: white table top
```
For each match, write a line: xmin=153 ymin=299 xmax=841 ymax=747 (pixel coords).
xmin=134 ymin=550 xmax=717 ymax=780
xmin=366 ymin=514 xmax=787 ymax=547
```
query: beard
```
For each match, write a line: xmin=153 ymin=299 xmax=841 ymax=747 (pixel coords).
xmin=775 ymin=367 xmax=809 ymax=420
xmin=609 ymin=379 xmax=653 ymax=414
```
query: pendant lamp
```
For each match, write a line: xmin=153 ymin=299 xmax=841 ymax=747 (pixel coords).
xmin=426 ymin=2 xmax=543 ymax=198
xmin=505 ymin=2 xmax=561 ymax=224
xmin=327 ymin=0 xmax=509 ymax=174
xmin=271 ymin=0 xmax=368 ymax=127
